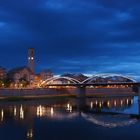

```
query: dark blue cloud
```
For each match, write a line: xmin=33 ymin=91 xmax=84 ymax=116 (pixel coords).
xmin=0 ymin=0 xmax=140 ymax=80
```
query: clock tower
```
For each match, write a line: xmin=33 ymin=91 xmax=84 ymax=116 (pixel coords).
xmin=28 ymin=48 xmax=35 ymax=74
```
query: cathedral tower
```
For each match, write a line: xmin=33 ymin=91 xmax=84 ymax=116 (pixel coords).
xmin=28 ymin=48 xmax=35 ymax=74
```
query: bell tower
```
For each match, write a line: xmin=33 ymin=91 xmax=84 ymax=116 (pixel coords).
xmin=28 ymin=48 xmax=35 ymax=74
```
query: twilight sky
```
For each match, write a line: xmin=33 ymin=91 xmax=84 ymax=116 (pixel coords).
xmin=0 ymin=0 xmax=140 ymax=79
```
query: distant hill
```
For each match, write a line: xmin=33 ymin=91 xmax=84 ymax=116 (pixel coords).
xmin=61 ymin=73 xmax=88 ymax=82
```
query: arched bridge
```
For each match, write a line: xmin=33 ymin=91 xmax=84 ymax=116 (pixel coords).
xmin=82 ymin=73 xmax=136 ymax=84
xmin=41 ymin=76 xmax=81 ymax=86
xmin=40 ymin=74 xmax=137 ymax=87
xmin=38 ymin=74 xmax=140 ymax=98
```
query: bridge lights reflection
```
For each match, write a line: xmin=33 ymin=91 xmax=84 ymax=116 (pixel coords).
xmin=99 ymin=102 xmax=102 ymax=108
xmin=107 ymin=101 xmax=110 ymax=107
xmin=96 ymin=101 xmax=98 ymax=105
xmin=121 ymin=100 xmax=123 ymax=106
xmin=101 ymin=101 xmax=104 ymax=105
xmin=90 ymin=98 xmax=134 ymax=109
xmin=114 ymin=100 xmax=117 ymax=107
xmin=127 ymin=99 xmax=129 ymax=105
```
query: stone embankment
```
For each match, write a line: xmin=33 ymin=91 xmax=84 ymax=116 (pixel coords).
xmin=0 ymin=87 xmax=135 ymax=99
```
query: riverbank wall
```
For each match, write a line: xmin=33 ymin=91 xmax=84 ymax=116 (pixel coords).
xmin=0 ymin=87 xmax=136 ymax=99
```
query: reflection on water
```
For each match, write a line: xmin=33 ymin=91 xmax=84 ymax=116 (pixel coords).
xmin=20 ymin=105 xmax=24 ymax=119
xmin=88 ymin=97 xmax=133 ymax=110
xmin=0 ymin=96 xmax=138 ymax=123
xmin=1 ymin=109 xmax=4 ymax=122
xmin=14 ymin=106 xmax=16 ymax=117
xmin=0 ymin=96 xmax=139 ymax=140
xmin=51 ymin=107 xmax=54 ymax=117
xmin=66 ymin=103 xmax=72 ymax=112
xmin=81 ymin=113 xmax=137 ymax=128
xmin=27 ymin=129 xmax=33 ymax=139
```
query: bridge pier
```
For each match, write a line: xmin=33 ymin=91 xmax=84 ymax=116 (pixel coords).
xmin=76 ymin=86 xmax=86 ymax=98
xmin=76 ymin=98 xmax=86 ymax=115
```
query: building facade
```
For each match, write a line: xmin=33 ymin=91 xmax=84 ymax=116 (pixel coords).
xmin=8 ymin=67 xmax=34 ymax=87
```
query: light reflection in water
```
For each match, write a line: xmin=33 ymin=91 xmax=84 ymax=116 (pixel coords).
xmin=36 ymin=106 xmax=55 ymax=117
xmin=127 ymin=99 xmax=129 ymax=105
xmin=0 ymin=96 xmax=137 ymax=130
xmin=66 ymin=103 xmax=72 ymax=113
xmin=88 ymin=97 xmax=134 ymax=110
xmin=51 ymin=107 xmax=54 ymax=117
xmin=37 ymin=105 xmax=43 ymax=117
xmin=101 ymin=101 xmax=103 ymax=105
xmin=99 ymin=102 xmax=102 ymax=108
xmin=90 ymin=102 xmax=93 ymax=109
xmin=121 ymin=100 xmax=123 ymax=106
xmin=20 ymin=105 xmax=24 ymax=119
xmin=14 ymin=106 xmax=16 ymax=117
xmin=70 ymin=106 xmax=72 ymax=113
xmin=107 ymin=101 xmax=110 ymax=107
xmin=67 ymin=103 xmax=70 ymax=109
xmin=1 ymin=109 xmax=4 ymax=122
xmin=114 ymin=100 xmax=117 ymax=107
xmin=0 ymin=96 xmax=138 ymax=140
xmin=96 ymin=101 xmax=98 ymax=105
xmin=27 ymin=129 xmax=33 ymax=139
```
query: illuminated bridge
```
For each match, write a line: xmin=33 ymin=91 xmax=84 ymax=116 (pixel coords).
xmin=39 ymin=74 xmax=140 ymax=98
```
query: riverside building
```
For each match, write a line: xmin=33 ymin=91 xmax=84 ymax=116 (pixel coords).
xmin=7 ymin=48 xmax=53 ymax=88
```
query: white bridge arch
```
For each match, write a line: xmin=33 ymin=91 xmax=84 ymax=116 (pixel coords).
xmin=40 ymin=76 xmax=81 ymax=86
xmin=40 ymin=74 xmax=136 ymax=86
xmin=82 ymin=73 xmax=136 ymax=84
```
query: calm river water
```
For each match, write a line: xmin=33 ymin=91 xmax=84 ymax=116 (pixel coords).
xmin=0 ymin=96 xmax=140 ymax=140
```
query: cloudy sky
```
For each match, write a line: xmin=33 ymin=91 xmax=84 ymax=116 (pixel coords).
xmin=0 ymin=0 xmax=140 ymax=79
